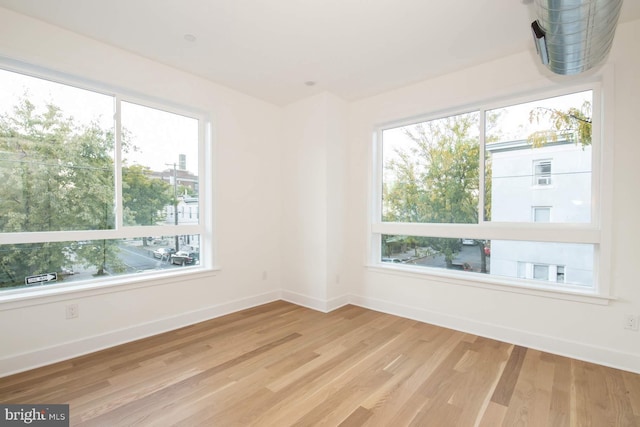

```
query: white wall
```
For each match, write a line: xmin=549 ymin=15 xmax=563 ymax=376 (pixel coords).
xmin=0 ymin=8 xmax=283 ymax=376
xmin=281 ymin=92 xmax=349 ymax=311
xmin=345 ymin=18 xmax=640 ymax=373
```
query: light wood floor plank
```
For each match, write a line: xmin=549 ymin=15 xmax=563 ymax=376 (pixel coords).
xmin=1 ymin=302 xmax=639 ymax=426
xmin=478 ymin=401 xmax=508 ymax=427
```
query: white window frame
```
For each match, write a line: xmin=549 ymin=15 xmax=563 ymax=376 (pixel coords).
xmin=0 ymin=59 xmax=216 ymax=301
xmin=369 ymin=75 xmax=614 ymax=305
xmin=533 ymin=159 xmax=552 ymax=186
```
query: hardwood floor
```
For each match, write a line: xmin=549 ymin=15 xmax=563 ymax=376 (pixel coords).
xmin=1 ymin=301 xmax=639 ymax=426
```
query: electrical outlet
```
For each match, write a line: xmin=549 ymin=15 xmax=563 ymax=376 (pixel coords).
xmin=65 ymin=304 xmax=79 ymax=320
xmin=262 ymin=271 xmax=268 ymax=280
xmin=624 ymin=314 xmax=639 ymax=331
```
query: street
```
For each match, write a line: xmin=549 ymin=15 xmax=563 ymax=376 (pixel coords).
xmin=391 ymin=244 xmax=490 ymax=273
xmin=118 ymin=244 xmax=179 ymax=272
xmin=57 ymin=241 xmax=182 ymax=285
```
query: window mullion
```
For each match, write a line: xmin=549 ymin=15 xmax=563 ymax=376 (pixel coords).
xmin=372 ymin=222 xmax=600 ymax=244
xmin=479 ymin=108 xmax=486 ymax=225
xmin=114 ymin=96 xmax=123 ymax=230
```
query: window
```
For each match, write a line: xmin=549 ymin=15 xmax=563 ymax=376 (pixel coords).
xmin=533 ymin=160 xmax=552 ymax=186
xmin=517 ymin=262 xmax=526 ymax=279
xmin=0 ymin=66 xmax=209 ymax=293
xmin=374 ymin=87 xmax=604 ymax=294
xmin=533 ymin=207 xmax=551 ymax=223
xmin=514 ymin=263 xmax=568 ymax=284
xmin=533 ymin=264 xmax=549 ymax=280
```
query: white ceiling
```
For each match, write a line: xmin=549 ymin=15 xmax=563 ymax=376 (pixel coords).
xmin=1 ymin=0 xmax=638 ymax=106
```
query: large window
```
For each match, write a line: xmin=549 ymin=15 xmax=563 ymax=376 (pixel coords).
xmin=0 ymin=66 xmax=208 ymax=292
xmin=374 ymin=87 xmax=605 ymax=294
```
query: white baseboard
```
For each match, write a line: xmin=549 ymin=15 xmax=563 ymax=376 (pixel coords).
xmin=280 ymin=290 xmax=349 ymax=313
xmin=326 ymin=294 xmax=351 ymax=312
xmin=349 ymin=294 xmax=640 ymax=374
xmin=0 ymin=291 xmax=281 ymax=378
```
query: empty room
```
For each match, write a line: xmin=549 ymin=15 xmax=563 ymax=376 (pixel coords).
xmin=0 ymin=1 xmax=639 ymax=425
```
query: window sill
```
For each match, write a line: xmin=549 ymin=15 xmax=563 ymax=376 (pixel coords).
xmin=366 ymin=264 xmax=614 ymax=305
xmin=0 ymin=266 xmax=221 ymax=310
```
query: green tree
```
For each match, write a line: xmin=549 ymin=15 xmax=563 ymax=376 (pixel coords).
xmin=122 ymin=164 xmax=172 ymax=227
xmin=0 ymin=99 xmax=115 ymax=231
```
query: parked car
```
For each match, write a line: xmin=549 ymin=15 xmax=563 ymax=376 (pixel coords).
xmin=170 ymin=251 xmax=198 ymax=266
xmin=153 ymin=247 xmax=176 ymax=259
xmin=461 ymin=239 xmax=476 ymax=246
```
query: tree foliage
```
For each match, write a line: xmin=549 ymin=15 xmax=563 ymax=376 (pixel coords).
xmin=122 ymin=164 xmax=172 ymax=226
xmin=528 ymin=100 xmax=592 ymax=147
xmin=0 ymin=99 xmax=115 ymax=232
xmin=383 ymin=113 xmax=480 ymax=223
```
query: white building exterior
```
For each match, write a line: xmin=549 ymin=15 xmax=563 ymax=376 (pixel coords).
xmin=163 ymin=196 xmax=200 ymax=251
xmin=488 ymin=139 xmax=594 ymax=286
xmin=164 ymin=196 xmax=200 ymax=226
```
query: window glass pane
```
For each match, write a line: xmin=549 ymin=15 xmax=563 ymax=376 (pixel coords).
xmin=382 ymin=112 xmax=480 ymax=224
xmin=0 ymin=235 xmax=200 ymax=290
xmin=121 ymin=102 xmax=199 ymax=226
xmin=380 ymin=235 xmax=594 ymax=287
xmin=485 ymin=91 xmax=592 ymax=223
xmin=517 ymin=262 xmax=526 ymax=278
xmin=533 ymin=207 xmax=551 ymax=222
xmin=533 ymin=264 xmax=549 ymax=280
xmin=0 ymin=69 xmax=115 ymax=232
xmin=381 ymin=235 xmax=490 ymax=273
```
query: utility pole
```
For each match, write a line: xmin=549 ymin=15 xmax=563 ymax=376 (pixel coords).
xmin=166 ymin=162 xmax=179 ymax=252
xmin=172 ymin=162 xmax=179 ymax=252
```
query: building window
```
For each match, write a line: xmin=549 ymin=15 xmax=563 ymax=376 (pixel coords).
xmin=533 ymin=160 xmax=552 ymax=186
xmin=533 ymin=207 xmax=551 ymax=223
xmin=556 ymin=266 xmax=566 ymax=283
xmin=512 ymin=263 xmax=567 ymax=283
xmin=374 ymin=87 xmax=603 ymax=292
xmin=0 ymin=66 xmax=209 ymax=293
xmin=533 ymin=264 xmax=549 ymax=280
